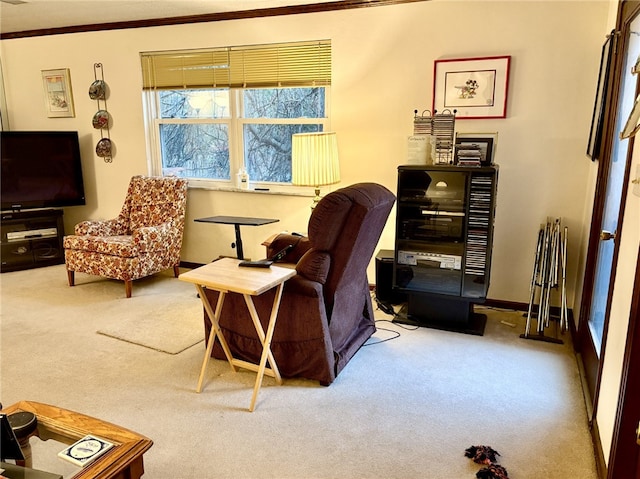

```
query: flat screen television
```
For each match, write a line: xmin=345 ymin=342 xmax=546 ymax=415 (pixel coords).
xmin=1 ymin=131 xmax=86 ymax=211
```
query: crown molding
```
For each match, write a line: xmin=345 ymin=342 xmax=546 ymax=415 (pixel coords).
xmin=0 ymin=0 xmax=429 ymax=40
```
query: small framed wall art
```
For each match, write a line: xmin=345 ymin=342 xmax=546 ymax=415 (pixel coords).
xmin=433 ymin=56 xmax=511 ymax=119
xmin=454 ymin=132 xmax=497 ymax=166
xmin=41 ymin=68 xmax=75 ymax=118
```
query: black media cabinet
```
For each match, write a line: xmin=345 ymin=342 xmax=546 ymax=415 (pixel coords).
xmin=393 ymin=165 xmax=499 ymax=335
xmin=1 ymin=209 xmax=65 ymax=272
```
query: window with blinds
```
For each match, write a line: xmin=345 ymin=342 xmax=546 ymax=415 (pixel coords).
xmin=141 ymin=40 xmax=331 ymax=89
xmin=141 ymin=40 xmax=331 ymax=188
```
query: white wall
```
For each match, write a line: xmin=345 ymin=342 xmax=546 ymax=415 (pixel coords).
xmin=0 ymin=0 xmax=608 ymax=306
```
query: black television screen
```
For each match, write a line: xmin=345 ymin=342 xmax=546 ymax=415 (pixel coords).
xmin=1 ymin=131 xmax=86 ymax=211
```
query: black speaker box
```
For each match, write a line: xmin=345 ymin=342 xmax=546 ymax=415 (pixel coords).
xmin=375 ymin=249 xmax=406 ymax=305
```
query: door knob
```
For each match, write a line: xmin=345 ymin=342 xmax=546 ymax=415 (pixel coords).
xmin=600 ymin=230 xmax=617 ymax=241
xmin=637 ymin=421 xmax=640 ymax=445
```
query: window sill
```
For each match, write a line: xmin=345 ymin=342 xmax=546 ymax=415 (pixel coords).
xmin=188 ymin=182 xmax=313 ymax=197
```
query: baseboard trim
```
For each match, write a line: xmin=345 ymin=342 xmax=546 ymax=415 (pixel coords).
xmin=371 ymin=290 xmax=576 ymax=338
xmin=371 ymin=291 xmax=567 ymax=314
xmin=484 ymin=298 xmax=527 ymax=311
xmin=180 ymin=258 xmax=242 ymax=269
xmin=575 ymin=351 xmax=606 ymax=479
xmin=590 ymin=417 xmax=607 ymax=479
xmin=180 ymin=260 xmax=205 ymax=269
xmin=371 ymin=292 xmax=574 ymax=324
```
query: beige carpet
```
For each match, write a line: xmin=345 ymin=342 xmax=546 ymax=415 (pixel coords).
xmin=96 ymin=289 xmax=203 ymax=355
xmin=1 ymin=264 xmax=598 ymax=479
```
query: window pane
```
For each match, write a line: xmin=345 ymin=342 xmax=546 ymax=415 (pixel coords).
xmin=159 ymin=90 xmax=230 ymax=119
xmin=243 ymin=88 xmax=325 ymax=118
xmin=159 ymin=123 xmax=230 ymax=179
xmin=244 ymin=124 xmax=321 ymax=182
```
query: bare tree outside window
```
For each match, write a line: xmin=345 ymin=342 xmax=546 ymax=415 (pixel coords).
xmin=155 ymin=87 xmax=327 ymax=183
xmin=243 ymin=88 xmax=324 ymax=182
xmin=159 ymin=124 xmax=230 ymax=179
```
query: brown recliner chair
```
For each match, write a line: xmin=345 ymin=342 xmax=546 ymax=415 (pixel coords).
xmin=204 ymin=182 xmax=396 ymax=385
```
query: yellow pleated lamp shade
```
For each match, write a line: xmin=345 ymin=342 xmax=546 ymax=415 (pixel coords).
xmin=291 ymin=132 xmax=341 ymax=187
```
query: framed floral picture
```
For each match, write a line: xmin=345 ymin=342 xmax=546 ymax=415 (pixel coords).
xmin=41 ymin=68 xmax=75 ymax=118
xmin=433 ymin=56 xmax=511 ymax=119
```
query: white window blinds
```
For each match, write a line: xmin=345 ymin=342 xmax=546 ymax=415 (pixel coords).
xmin=141 ymin=40 xmax=331 ymax=89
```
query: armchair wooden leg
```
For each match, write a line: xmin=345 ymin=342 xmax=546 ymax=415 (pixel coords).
xmin=124 ymin=280 xmax=132 ymax=298
xmin=173 ymin=265 xmax=180 ymax=277
xmin=67 ymin=270 xmax=75 ymax=287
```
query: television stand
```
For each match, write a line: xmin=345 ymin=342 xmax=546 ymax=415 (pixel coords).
xmin=1 ymin=209 xmax=65 ymax=272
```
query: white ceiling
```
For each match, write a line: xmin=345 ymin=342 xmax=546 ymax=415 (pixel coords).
xmin=0 ymin=0 xmax=342 ymax=35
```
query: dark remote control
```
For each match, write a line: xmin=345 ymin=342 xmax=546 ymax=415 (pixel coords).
xmin=238 ymin=260 xmax=273 ymax=268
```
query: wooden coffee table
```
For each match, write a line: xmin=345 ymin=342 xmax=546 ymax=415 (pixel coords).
xmin=0 ymin=401 xmax=152 ymax=479
xmin=179 ymin=257 xmax=296 ymax=411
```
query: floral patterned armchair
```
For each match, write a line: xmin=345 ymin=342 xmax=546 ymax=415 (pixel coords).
xmin=63 ymin=175 xmax=188 ymax=298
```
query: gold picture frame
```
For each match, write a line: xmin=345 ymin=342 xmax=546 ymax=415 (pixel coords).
xmin=41 ymin=68 xmax=75 ymax=118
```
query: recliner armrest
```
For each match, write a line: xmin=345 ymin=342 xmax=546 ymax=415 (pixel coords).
xmin=266 ymin=233 xmax=311 ymax=263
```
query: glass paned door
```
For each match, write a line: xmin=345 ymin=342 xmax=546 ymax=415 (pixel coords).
xmin=589 ymin=22 xmax=640 ymax=356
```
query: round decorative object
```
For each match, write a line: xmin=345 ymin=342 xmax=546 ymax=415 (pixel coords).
xmin=7 ymin=412 xmax=37 ymax=439
xmin=92 ymin=110 xmax=110 ymax=129
xmin=89 ymin=80 xmax=106 ymax=100
xmin=95 ymin=138 xmax=112 ymax=158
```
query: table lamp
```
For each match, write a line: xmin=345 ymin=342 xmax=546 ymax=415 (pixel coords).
xmin=291 ymin=132 xmax=341 ymax=209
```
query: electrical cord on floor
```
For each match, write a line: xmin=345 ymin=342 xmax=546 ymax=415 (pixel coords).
xmin=364 ymin=294 xmax=420 ymax=346
xmin=364 ymin=323 xmax=401 ymax=345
